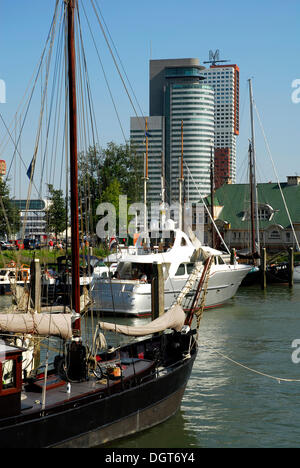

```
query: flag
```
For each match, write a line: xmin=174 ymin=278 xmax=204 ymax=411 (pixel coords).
xmin=145 ymin=131 xmax=151 ymax=138
xmin=109 ymin=237 xmax=118 ymax=250
xmin=26 ymin=157 xmax=35 ymax=180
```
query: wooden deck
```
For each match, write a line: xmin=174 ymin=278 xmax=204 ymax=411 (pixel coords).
xmin=21 ymin=359 xmax=156 ymax=416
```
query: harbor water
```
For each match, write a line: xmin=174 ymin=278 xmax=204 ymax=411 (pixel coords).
xmin=1 ymin=284 xmax=300 ymax=448
xmin=105 ymin=283 xmax=300 ymax=448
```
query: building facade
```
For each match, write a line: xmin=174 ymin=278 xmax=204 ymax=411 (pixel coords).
xmin=130 ymin=116 xmax=165 ymax=204
xmin=201 ymin=64 xmax=239 ymax=184
xmin=0 ymin=160 xmax=6 ymax=177
xmin=130 ymin=58 xmax=215 ymax=207
xmin=12 ymin=199 xmax=50 ymax=240
xmin=214 ymin=147 xmax=231 ymax=189
xmin=203 ymin=176 xmax=300 ymax=252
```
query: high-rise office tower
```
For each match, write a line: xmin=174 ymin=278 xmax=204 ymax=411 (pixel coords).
xmin=130 ymin=58 xmax=215 ymax=205
xmin=201 ymin=63 xmax=239 ymax=185
xmin=130 ymin=116 xmax=165 ymax=203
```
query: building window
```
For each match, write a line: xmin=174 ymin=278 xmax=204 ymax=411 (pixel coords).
xmin=269 ymin=230 xmax=281 ymax=240
xmin=258 ymin=209 xmax=271 ymax=221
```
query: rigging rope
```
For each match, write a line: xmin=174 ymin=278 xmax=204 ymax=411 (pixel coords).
xmin=184 ymin=161 xmax=231 ymax=254
xmin=89 ymin=0 xmax=146 ymax=133
xmin=254 ymin=101 xmax=300 ymax=252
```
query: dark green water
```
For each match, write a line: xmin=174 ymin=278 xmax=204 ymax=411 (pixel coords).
xmin=2 ymin=284 xmax=299 ymax=448
xmin=106 ymin=283 xmax=300 ymax=448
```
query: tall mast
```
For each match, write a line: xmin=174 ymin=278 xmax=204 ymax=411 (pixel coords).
xmin=210 ymin=145 xmax=215 ymax=249
xmin=248 ymin=79 xmax=260 ymax=260
xmin=144 ymin=118 xmax=149 ymax=235
xmin=178 ymin=120 xmax=184 ymax=231
xmin=67 ymin=0 xmax=81 ymax=328
xmin=248 ymin=141 xmax=256 ymax=257
xmin=160 ymin=150 xmax=166 ymax=229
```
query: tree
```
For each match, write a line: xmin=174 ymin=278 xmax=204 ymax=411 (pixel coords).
xmin=0 ymin=178 xmax=20 ymax=238
xmin=78 ymin=142 xmax=143 ymax=237
xmin=45 ymin=184 xmax=67 ymax=239
xmin=100 ymin=142 xmax=143 ymax=204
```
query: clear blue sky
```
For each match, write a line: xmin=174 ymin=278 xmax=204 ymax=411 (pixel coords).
xmin=0 ymin=0 xmax=300 ymax=198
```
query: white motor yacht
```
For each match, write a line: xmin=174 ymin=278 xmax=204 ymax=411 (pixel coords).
xmin=92 ymin=228 xmax=251 ymax=316
xmin=294 ymin=265 xmax=300 ymax=283
xmin=0 ymin=264 xmax=30 ymax=295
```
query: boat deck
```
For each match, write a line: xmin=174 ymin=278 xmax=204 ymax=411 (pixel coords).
xmin=21 ymin=358 xmax=156 ymax=416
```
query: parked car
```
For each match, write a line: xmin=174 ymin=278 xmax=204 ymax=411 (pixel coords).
xmin=0 ymin=241 xmax=14 ymax=250
xmin=14 ymin=240 xmax=24 ymax=250
xmin=24 ymin=239 xmax=41 ymax=250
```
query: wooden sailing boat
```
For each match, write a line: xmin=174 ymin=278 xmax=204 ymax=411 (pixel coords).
xmin=238 ymin=79 xmax=263 ymax=285
xmin=0 ymin=0 xmax=202 ymax=448
xmin=241 ymin=80 xmax=295 ymax=285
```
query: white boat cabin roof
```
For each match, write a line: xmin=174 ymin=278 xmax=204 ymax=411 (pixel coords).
xmin=0 ymin=343 xmax=22 ymax=356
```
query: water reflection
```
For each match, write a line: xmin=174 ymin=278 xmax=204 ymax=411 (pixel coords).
xmin=105 ymin=409 xmax=198 ymax=449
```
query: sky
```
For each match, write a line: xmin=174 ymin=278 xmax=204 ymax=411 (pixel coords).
xmin=0 ymin=0 xmax=300 ymax=199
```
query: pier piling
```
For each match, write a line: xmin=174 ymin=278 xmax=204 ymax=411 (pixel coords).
xmin=260 ymin=248 xmax=267 ymax=290
xmin=289 ymin=247 xmax=294 ymax=288
xmin=151 ymin=262 xmax=164 ymax=320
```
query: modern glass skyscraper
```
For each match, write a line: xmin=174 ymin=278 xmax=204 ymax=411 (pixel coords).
xmin=201 ymin=64 xmax=240 ymax=184
xmin=130 ymin=59 xmax=214 ymax=206
xmin=166 ymin=79 xmax=214 ymax=203
xmin=130 ymin=58 xmax=239 ymax=206
xmin=150 ymin=59 xmax=214 ymax=204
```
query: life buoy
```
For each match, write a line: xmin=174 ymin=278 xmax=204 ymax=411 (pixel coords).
xmin=8 ymin=261 xmax=16 ymax=268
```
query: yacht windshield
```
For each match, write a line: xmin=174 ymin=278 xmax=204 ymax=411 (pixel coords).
xmin=116 ymin=262 xmax=154 ymax=282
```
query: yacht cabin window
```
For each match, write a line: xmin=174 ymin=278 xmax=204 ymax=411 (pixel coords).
xmin=175 ymin=264 xmax=186 ymax=276
xmin=1 ymin=360 xmax=16 ymax=391
xmin=116 ymin=262 xmax=154 ymax=282
xmin=186 ymin=263 xmax=195 ymax=274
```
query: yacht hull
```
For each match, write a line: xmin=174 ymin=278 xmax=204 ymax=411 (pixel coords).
xmin=293 ymin=265 xmax=300 ymax=283
xmin=92 ymin=265 xmax=251 ymax=316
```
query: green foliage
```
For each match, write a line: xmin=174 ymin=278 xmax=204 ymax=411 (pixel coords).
xmin=0 ymin=178 xmax=20 ymax=237
xmin=45 ymin=184 xmax=67 ymax=238
xmin=78 ymin=142 xmax=143 ymax=237
xmin=100 ymin=179 xmax=122 ymax=210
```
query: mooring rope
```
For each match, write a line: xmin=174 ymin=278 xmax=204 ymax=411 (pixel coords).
xmin=201 ymin=343 xmax=300 ymax=384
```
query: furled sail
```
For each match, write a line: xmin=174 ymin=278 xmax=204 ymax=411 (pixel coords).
xmin=98 ymin=304 xmax=186 ymax=337
xmin=0 ymin=313 xmax=72 ymax=340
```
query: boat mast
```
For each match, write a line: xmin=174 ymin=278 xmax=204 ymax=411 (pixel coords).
xmin=248 ymin=141 xmax=256 ymax=257
xmin=160 ymin=150 xmax=166 ymax=229
xmin=210 ymin=144 xmax=215 ymax=249
xmin=248 ymin=79 xmax=260 ymax=260
xmin=178 ymin=120 xmax=184 ymax=231
xmin=144 ymin=118 xmax=149 ymax=237
xmin=67 ymin=0 xmax=81 ymax=329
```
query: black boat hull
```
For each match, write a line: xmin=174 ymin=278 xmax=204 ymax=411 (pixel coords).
xmin=0 ymin=337 xmax=196 ymax=448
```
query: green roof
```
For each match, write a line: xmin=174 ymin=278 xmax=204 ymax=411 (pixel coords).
xmin=205 ymin=182 xmax=300 ymax=230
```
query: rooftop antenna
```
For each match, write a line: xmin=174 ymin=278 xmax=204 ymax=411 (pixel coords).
xmin=203 ymin=49 xmax=230 ymax=66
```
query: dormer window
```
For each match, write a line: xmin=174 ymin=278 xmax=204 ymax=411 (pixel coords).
xmin=242 ymin=204 xmax=274 ymax=222
xmin=258 ymin=208 xmax=271 ymax=221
